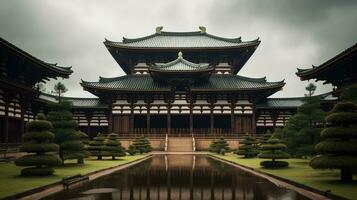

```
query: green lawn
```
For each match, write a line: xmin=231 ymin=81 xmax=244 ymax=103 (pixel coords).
xmin=0 ymin=154 xmax=149 ymax=199
xmin=211 ymin=153 xmax=357 ymax=200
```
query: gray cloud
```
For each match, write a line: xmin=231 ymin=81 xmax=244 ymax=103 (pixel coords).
xmin=0 ymin=0 xmax=356 ymax=97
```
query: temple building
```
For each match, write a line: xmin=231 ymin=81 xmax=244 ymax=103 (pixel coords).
xmin=81 ymin=27 xmax=289 ymax=137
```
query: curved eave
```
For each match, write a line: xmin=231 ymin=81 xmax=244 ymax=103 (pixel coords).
xmin=148 ymin=66 xmax=214 ymax=73
xmin=103 ymin=39 xmax=260 ymax=50
xmin=296 ymin=43 xmax=357 ymax=80
xmin=191 ymin=81 xmax=285 ymax=92
xmin=80 ymin=81 xmax=171 ymax=93
xmin=0 ymin=37 xmax=73 ymax=78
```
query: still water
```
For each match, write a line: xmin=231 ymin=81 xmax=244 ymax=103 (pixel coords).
xmin=45 ymin=155 xmax=310 ymax=200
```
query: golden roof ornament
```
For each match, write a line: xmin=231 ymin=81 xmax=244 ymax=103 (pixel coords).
xmin=199 ymin=26 xmax=206 ymax=33
xmin=178 ymin=51 xmax=183 ymax=58
xmin=156 ymin=26 xmax=163 ymax=34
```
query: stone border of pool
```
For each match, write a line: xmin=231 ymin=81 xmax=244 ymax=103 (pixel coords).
xmin=5 ymin=154 xmax=152 ymax=200
xmin=209 ymin=154 xmax=348 ymax=200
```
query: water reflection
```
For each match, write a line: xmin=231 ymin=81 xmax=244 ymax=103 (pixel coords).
xmin=45 ymin=155 xmax=309 ymax=200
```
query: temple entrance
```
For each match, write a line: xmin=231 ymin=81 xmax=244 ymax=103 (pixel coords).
xmin=150 ymin=115 xmax=167 ymax=135
xmin=134 ymin=115 xmax=147 ymax=135
xmin=171 ymin=115 xmax=190 ymax=136
xmin=193 ymin=114 xmax=210 ymax=135
xmin=213 ymin=114 xmax=231 ymax=135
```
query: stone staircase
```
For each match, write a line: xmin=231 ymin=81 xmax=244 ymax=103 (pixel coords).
xmin=167 ymin=137 xmax=193 ymax=152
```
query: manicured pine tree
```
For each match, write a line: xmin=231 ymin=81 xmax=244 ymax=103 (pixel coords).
xmin=15 ymin=113 xmax=61 ymax=176
xmin=78 ymin=130 xmax=89 ymax=145
xmin=102 ymin=133 xmax=126 ymax=159
xmin=310 ymin=102 xmax=357 ymax=182
xmin=132 ymin=136 xmax=152 ymax=154
xmin=236 ymin=136 xmax=259 ymax=158
xmin=47 ymin=101 xmax=87 ymax=164
xmin=259 ymin=131 xmax=272 ymax=145
xmin=87 ymin=133 xmax=105 ymax=160
xmin=209 ymin=138 xmax=230 ymax=155
xmin=258 ymin=138 xmax=290 ymax=168
xmin=127 ymin=144 xmax=137 ymax=155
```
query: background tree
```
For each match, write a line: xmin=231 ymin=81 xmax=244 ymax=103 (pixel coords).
xmin=53 ymin=82 xmax=68 ymax=102
xmin=87 ymin=133 xmax=105 ymax=160
xmin=15 ymin=113 xmax=61 ymax=176
xmin=132 ymin=136 xmax=152 ymax=154
xmin=236 ymin=136 xmax=259 ymax=158
xmin=310 ymin=102 xmax=357 ymax=182
xmin=47 ymin=101 xmax=87 ymax=164
xmin=258 ymin=138 xmax=290 ymax=168
xmin=282 ymin=83 xmax=324 ymax=157
xmin=102 ymin=133 xmax=126 ymax=159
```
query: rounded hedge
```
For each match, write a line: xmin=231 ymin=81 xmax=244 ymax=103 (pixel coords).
xmin=26 ymin=120 xmax=53 ymax=130
xmin=321 ymin=127 xmax=357 ymax=138
xmin=21 ymin=167 xmax=54 ymax=176
xmin=330 ymin=102 xmax=356 ymax=113
xmin=20 ymin=143 xmax=59 ymax=153
xmin=326 ymin=112 xmax=357 ymax=124
xmin=260 ymin=161 xmax=289 ymax=168
xmin=310 ymin=155 xmax=357 ymax=169
xmin=258 ymin=151 xmax=290 ymax=159
xmin=260 ymin=143 xmax=287 ymax=150
xmin=315 ymin=140 xmax=357 ymax=154
xmin=15 ymin=154 xmax=61 ymax=166
xmin=23 ymin=131 xmax=55 ymax=142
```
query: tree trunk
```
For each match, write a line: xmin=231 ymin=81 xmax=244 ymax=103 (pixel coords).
xmin=341 ymin=167 xmax=353 ymax=182
xmin=77 ymin=158 xmax=84 ymax=164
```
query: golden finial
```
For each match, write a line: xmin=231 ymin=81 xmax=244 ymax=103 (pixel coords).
xmin=178 ymin=51 xmax=183 ymax=58
xmin=199 ymin=26 xmax=206 ymax=33
xmin=156 ymin=26 xmax=163 ymax=34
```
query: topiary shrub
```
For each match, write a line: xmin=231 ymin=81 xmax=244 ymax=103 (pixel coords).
xmin=127 ymin=144 xmax=137 ymax=155
xmin=236 ymin=136 xmax=259 ymax=158
xmin=87 ymin=133 xmax=105 ymax=160
xmin=258 ymin=138 xmax=289 ymax=168
xmin=209 ymin=138 xmax=230 ymax=155
xmin=47 ymin=101 xmax=87 ymax=164
xmin=15 ymin=113 xmax=61 ymax=176
xmin=132 ymin=136 xmax=152 ymax=154
xmin=310 ymin=102 xmax=357 ymax=182
xmin=102 ymin=133 xmax=126 ymax=159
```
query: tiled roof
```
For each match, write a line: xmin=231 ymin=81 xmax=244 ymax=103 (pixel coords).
xmin=257 ymin=92 xmax=337 ymax=108
xmin=150 ymin=52 xmax=213 ymax=72
xmin=0 ymin=37 xmax=73 ymax=77
xmin=104 ymin=27 xmax=259 ymax=49
xmin=81 ymin=74 xmax=284 ymax=92
xmin=296 ymin=43 xmax=357 ymax=79
xmin=38 ymin=93 xmax=106 ymax=108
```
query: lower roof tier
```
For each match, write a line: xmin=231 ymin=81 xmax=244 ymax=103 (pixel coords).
xmin=81 ymin=74 xmax=285 ymax=95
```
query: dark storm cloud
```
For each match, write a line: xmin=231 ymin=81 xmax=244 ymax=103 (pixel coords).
xmin=0 ymin=0 xmax=356 ymax=97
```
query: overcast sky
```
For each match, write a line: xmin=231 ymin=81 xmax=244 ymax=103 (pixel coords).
xmin=0 ymin=0 xmax=356 ymax=98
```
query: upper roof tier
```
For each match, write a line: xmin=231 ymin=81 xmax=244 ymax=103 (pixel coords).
xmin=104 ymin=26 xmax=259 ymax=49
xmin=104 ymin=27 xmax=260 ymax=75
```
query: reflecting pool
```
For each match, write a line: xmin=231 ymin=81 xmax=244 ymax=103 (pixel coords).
xmin=45 ymin=155 xmax=310 ymax=200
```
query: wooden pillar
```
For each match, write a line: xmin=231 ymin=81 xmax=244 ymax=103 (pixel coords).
xmin=210 ymin=103 xmax=214 ymax=136
xmin=147 ymin=104 xmax=150 ymax=136
xmin=231 ymin=103 xmax=235 ymax=135
xmin=167 ymin=105 xmax=171 ymax=135
xmin=189 ymin=104 xmax=193 ymax=136
xmin=3 ymin=101 xmax=9 ymax=144
xmin=86 ymin=111 xmax=92 ymax=136
xmin=251 ymin=107 xmax=256 ymax=134
xmin=20 ymin=101 xmax=26 ymax=142
xmin=130 ymin=104 xmax=134 ymax=135
xmin=108 ymin=108 xmax=113 ymax=133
